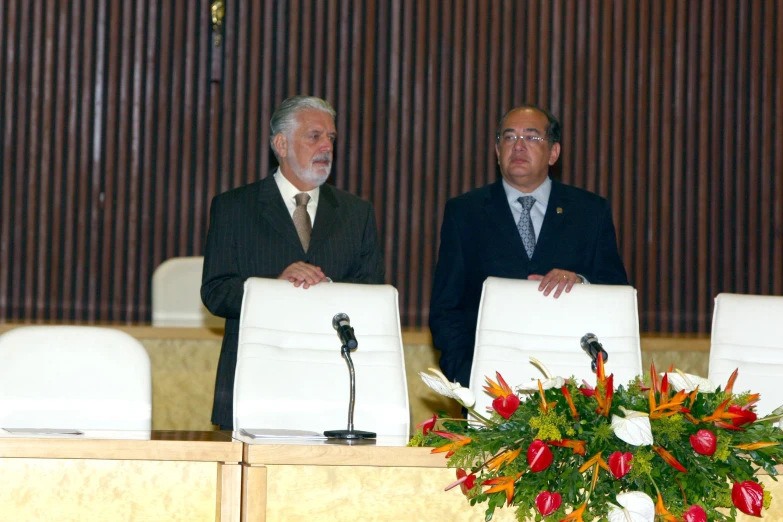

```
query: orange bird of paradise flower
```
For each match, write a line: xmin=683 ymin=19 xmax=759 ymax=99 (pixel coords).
xmin=579 ymin=451 xmax=610 ymax=491
xmin=735 ymin=441 xmax=780 ymax=451
xmin=650 ymin=389 xmax=689 ymax=420
xmin=701 ymin=398 xmax=743 ymax=427
xmin=559 ymin=501 xmax=587 ymax=522
xmin=655 ymin=491 xmax=679 ymax=522
xmin=723 ymin=368 xmax=739 ymax=395
xmin=591 ymin=354 xmax=614 ymax=416
xmin=482 ymin=472 xmax=523 ymax=506
xmin=486 ymin=447 xmax=522 ymax=471
xmin=652 ymin=445 xmax=687 ymax=473
xmin=548 ymin=439 xmax=587 ymax=456
xmin=431 ymin=431 xmax=472 ymax=457
xmin=560 ymin=385 xmax=579 ymax=419
xmin=484 ymin=372 xmax=514 ymax=399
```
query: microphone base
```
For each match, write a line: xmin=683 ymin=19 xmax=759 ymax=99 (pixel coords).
xmin=324 ymin=429 xmax=376 ymax=440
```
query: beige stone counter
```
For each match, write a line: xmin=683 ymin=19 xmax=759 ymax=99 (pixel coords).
xmin=0 ymin=430 xmax=242 ymax=522
xmin=235 ymin=436 xmax=782 ymax=522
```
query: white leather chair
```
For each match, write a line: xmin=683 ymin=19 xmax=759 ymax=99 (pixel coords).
xmin=470 ymin=277 xmax=643 ymax=414
xmin=0 ymin=326 xmax=152 ymax=430
xmin=708 ymin=293 xmax=783 ymax=417
xmin=151 ymin=256 xmax=223 ymax=327
xmin=233 ymin=278 xmax=409 ymax=436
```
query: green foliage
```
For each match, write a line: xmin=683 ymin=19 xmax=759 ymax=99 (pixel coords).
xmin=414 ymin=367 xmax=783 ymax=521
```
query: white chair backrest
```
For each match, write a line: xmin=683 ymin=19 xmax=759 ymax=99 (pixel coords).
xmin=708 ymin=293 xmax=783 ymax=417
xmin=151 ymin=256 xmax=223 ymax=327
xmin=234 ymin=278 xmax=409 ymax=436
xmin=470 ymin=277 xmax=642 ymax=414
xmin=0 ymin=326 xmax=152 ymax=430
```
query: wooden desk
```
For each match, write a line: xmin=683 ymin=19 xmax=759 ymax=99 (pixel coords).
xmin=237 ymin=436 xmax=518 ymax=522
xmin=0 ymin=430 xmax=242 ymax=522
xmin=237 ymin=436 xmax=783 ymax=522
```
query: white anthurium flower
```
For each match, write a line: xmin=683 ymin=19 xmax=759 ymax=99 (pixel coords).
xmin=607 ymin=491 xmax=655 ymax=522
xmin=611 ymin=406 xmax=654 ymax=446
xmin=515 ymin=357 xmax=566 ymax=393
xmin=661 ymin=369 xmax=717 ymax=393
xmin=419 ymin=368 xmax=476 ymax=408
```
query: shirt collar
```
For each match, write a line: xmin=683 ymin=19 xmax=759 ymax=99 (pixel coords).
xmin=502 ymin=176 xmax=552 ymax=207
xmin=274 ymin=168 xmax=320 ymax=206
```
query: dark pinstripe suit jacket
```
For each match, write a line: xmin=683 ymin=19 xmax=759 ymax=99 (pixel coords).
xmin=201 ymin=174 xmax=385 ymax=427
xmin=429 ymin=178 xmax=628 ymax=387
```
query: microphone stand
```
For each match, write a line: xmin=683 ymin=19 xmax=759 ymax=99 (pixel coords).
xmin=324 ymin=343 xmax=376 ymax=440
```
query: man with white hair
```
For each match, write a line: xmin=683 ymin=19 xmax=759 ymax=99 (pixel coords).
xmin=201 ymin=95 xmax=385 ymax=430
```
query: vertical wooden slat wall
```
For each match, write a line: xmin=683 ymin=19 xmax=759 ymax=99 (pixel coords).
xmin=1 ymin=0 xmax=782 ymax=333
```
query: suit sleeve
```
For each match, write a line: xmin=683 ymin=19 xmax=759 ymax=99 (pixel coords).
xmin=585 ymin=200 xmax=629 ymax=285
xmin=200 ymin=195 xmax=245 ymax=319
xmin=429 ymin=200 xmax=474 ymax=385
xmin=342 ymin=202 xmax=385 ymax=284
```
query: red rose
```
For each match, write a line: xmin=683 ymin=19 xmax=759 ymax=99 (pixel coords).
xmin=492 ymin=394 xmax=520 ymax=419
xmin=683 ymin=504 xmax=707 ymax=522
xmin=535 ymin=491 xmax=562 ymax=516
xmin=728 ymin=405 xmax=757 ymax=427
xmin=608 ymin=451 xmax=632 ymax=479
xmin=689 ymin=429 xmax=717 ymax=456
xmin=527 ymin=439 xmax=553 ymax=472
xmin=732 ymin=480 xmax=764 ymax=517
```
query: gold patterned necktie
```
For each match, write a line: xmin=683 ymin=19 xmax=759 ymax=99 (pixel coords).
xmin=293 ymin=193 xmax=312 ymax=252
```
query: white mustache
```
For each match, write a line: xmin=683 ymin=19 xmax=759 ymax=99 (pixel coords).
xmin=312 ymin=154 xmax=332 ymax=166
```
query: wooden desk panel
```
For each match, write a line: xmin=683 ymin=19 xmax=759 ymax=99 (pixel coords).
xmin=0 ymin=431 xmax=242 ymax=522
xmin=238 ymin=437 xmax=783 ymax=522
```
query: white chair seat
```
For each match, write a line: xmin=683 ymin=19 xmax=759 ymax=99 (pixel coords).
xmin=708 ymin=293 xmax=783 ymax=417
xmin=152 ymin=256 xmax=223 ymax=327
xmin=470 ymin=277 xmax=642 ymax=414
xmin=234 ymin=278 xmax=409 ymax=437
xmin=0 ymin=326 xmax=152 ymax=430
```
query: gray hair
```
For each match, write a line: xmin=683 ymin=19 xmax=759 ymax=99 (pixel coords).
xmin=269 ymin=95 xmax=336 ymax=160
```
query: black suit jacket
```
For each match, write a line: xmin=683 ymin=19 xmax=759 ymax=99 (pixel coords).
xmin=429 ymin=178 xmax=628 ymax=387
xmin=201 ymin=174 xmax=385 ymax=427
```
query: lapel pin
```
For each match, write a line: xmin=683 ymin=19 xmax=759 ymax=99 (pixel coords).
xmin=556 ymin=207 xmax=563 ymax=214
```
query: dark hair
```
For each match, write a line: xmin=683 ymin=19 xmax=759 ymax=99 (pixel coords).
xmin=496 ymin=104 xmax=561 ymax=145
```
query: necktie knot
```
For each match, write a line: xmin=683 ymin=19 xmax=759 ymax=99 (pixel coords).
xmin=293 ymin=193 xmax=312 ymax=252
xmin=518 ymin=195 xmax=536 ymax=211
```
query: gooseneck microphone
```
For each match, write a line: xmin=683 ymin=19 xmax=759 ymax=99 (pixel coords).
xmin=580 ymin=333 xmax=609 ymax=373
xmin=325 ymin=313 xmax=376 ymax=440
xmin=332 ymin=313 xmax=358 ymax=349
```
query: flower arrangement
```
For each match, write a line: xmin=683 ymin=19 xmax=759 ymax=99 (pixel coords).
xmin=410 ymin=357 xmax=783 ymax=522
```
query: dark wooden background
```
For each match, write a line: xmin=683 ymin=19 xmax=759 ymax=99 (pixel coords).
xmin=1 ymin=0 xmax=781 ymax=332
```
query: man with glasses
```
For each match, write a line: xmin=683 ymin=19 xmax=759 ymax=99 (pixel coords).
xmin=429 ymin=104 xmax=628 ymax=387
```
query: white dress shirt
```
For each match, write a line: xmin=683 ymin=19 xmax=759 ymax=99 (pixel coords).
xmin=502 ymin=176 xmax=588 ymax=283
xmin=502 ymin=176 xmax=552 ymax=240
xmin=274 ymin=168 xmax=319 ymax=225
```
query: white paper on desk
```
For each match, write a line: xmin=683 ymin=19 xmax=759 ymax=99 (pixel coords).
xmin=240 ymin=428 xmax=327 ymax=440
xmin=3 ymin=427 xmax=84 ymax=435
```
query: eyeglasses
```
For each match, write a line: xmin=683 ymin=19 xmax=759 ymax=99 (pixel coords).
xmin=497 ymin=133 xmax=547 ymax=146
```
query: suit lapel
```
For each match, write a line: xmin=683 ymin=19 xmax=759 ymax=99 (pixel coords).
xmin=483 ymin=180 xmax=529 ymax=264
xmin=531 ymin=179 xmax=567 ymax=262
xmin=308 ymin=184 xmax=339 ymax=254
xmin=257 ymin=175 xmax=303 ymax=251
